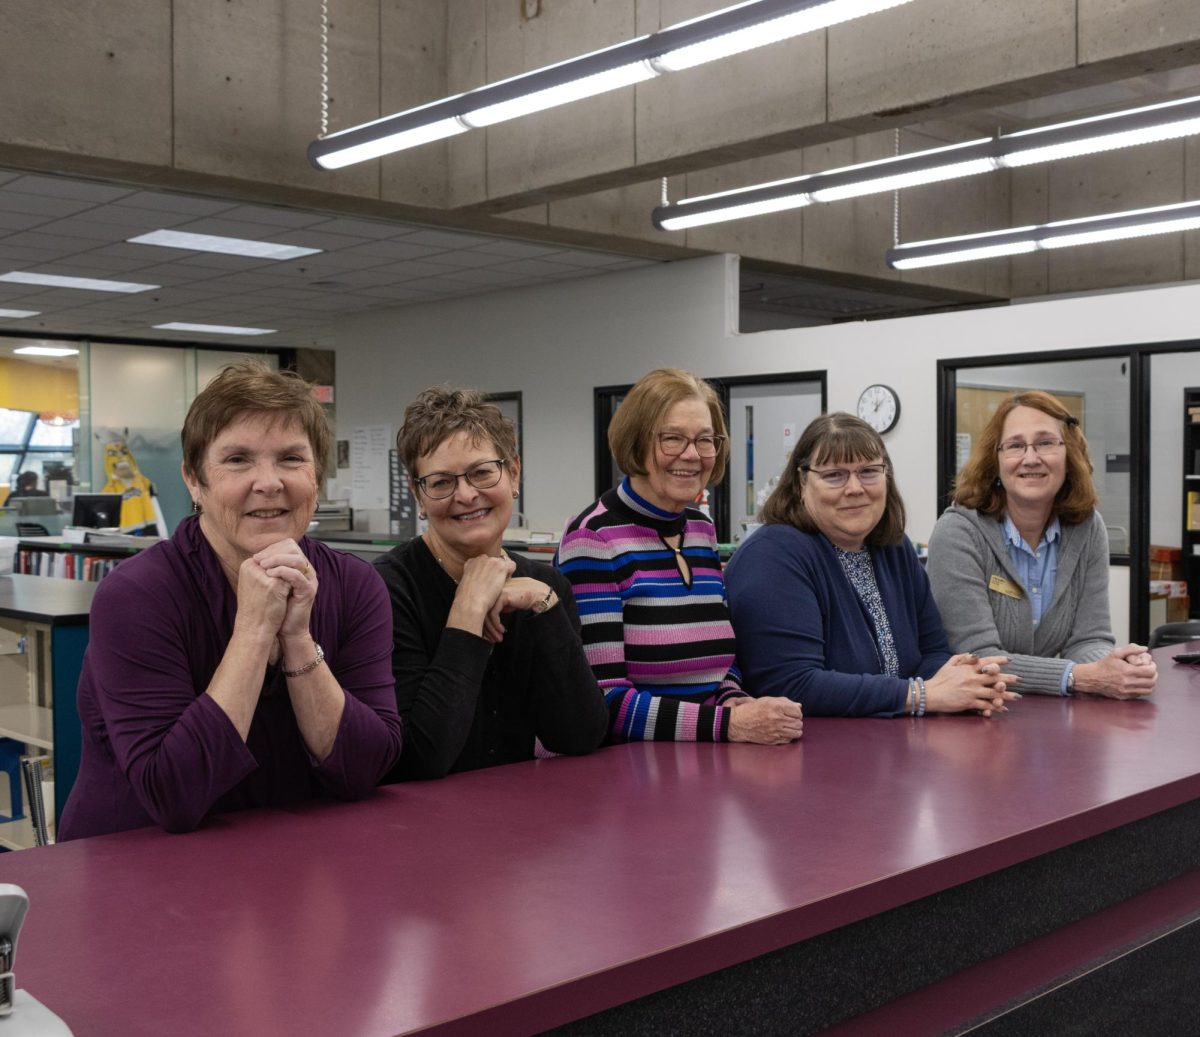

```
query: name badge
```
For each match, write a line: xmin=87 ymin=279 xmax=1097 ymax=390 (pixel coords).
xmin=988 ymin=574 xmax=1023 ymax=599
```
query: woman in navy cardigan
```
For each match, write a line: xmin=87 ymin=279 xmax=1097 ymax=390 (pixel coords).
xmin=725 ymin=413 xmax=1020 ymax=718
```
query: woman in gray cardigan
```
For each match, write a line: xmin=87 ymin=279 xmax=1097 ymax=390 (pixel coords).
xmin=928 ymin=390 xmax=1156 ymax=699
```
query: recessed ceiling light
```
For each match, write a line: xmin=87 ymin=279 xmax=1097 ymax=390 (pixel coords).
xmin=0 ymin=308 xmax=40 ymax=319
xmin=14 ymin=345 xmax=79 ymax=357
xmin=128 ymin=230 xmax=322 ymax=260
xmin=153 ymin=322 xmax=277 ymax=336
xmin=0 ymin=271 xmax=159 ymax=293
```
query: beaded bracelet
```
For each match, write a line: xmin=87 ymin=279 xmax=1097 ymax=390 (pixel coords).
xmin=916 ymin=675 xmax=927 ymax=717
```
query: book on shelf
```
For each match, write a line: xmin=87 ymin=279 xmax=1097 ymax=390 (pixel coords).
xmin=1189 ymin=491 xmax=1200 ymax=533
xmin=15 ymin=547 xmax=125 ymax=581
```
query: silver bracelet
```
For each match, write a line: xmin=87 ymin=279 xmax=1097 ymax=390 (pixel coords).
xmin=283 ymin=642 xmax=324 ymax=678
xmin=916 ymin=675 xmax=927 ymax=717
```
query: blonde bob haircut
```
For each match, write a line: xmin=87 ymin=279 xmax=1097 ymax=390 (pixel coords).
xmin=953 ymin=389 xmax=1097 ymax=525
xmin=182 ymin=361 xmax=332 ymax=486
xmin=608 ymin=368 xmax=730 ymax=484
xmin=397 ymin=386 xmax=518 ymax=479
xmin=760 ymin=412 xmax=907 ymax=546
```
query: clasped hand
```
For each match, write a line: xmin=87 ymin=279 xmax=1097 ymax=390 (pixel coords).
xmin=1073 ymin=644 xmax=1156 ymax=699
xmin=925 ymin=653 xmax=1021 ymax=717
xmin=726 ymin=695 xmax=804 ymax=744
xmin=452 ymin=556 xmax=557 ymax=642
xmin=235 ymin=538 xmax=316 ymax=643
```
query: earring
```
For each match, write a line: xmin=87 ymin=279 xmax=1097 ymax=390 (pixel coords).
xmin=191 ymin=500 xmax=201 ymax=515
xmin=418 ymin=511 xmax=426 ymax=520
xmin=512 ymin=490 xmax=519 ymax=499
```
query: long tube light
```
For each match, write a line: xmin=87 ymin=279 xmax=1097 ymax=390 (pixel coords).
xmin=308 ymin=0 xmax=915 ymax=170
xmin=653 ymin=94 xmax=1200 ymax=230
xmin=885 ymin=200 xmax=1200 ymax=269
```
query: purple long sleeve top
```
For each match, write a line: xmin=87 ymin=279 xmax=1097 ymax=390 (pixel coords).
xmin=58 ymin=516 xmax=403 ymax=839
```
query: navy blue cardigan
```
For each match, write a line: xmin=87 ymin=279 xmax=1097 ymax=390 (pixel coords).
xmin=725 ymin=524 xmax=951 ymax=716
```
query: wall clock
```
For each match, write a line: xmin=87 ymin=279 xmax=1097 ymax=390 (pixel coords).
xmin=856 ymin=384 xmax=900 ymax=434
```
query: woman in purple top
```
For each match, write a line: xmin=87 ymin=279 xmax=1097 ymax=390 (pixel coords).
xmin=59 ymin=362 xmax=403 ymax=838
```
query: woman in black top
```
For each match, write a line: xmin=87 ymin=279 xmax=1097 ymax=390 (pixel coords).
xmin=374 ymin=387 xmax=607 ymax=779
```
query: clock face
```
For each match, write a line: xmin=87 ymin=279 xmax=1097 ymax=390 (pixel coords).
xmin=857 ymin=384 xmax=900 ymax=434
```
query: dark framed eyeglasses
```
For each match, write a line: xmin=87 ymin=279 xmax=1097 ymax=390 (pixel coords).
xmin=657 ymin=432 xmax=726 ymax=458
xmin=800 ymin=463 xmax=889 ymax=489
xmin=415 ymin=458 xmax=506 ymax=500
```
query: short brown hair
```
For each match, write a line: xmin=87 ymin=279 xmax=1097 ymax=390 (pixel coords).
xmin=760 ymin=412 xmax=907 ymax=546
xmin=397 ymin=386 xmax=518 ymax=477
xmin=608 ymin=368 xmax=730 ymax=484
xmin=953 ymin=389 xmax=1097 ymax=524
xmin=182 ymin=361 xmax=332 ymax=485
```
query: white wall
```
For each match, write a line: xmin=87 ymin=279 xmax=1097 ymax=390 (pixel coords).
xmin=336 ymin=257 xmax=1200 ymax=547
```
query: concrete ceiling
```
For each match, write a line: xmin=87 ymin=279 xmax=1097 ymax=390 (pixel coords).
xmin=1 ymin=0 xmax=1198 ymax=347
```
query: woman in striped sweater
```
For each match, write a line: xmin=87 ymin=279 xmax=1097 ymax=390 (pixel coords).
xmin=558 ymin=368 xmax=803 ymax=745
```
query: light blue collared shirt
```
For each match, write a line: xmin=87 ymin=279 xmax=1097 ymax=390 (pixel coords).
xmin=1001 ymin=514 xmax=1072 ymax=693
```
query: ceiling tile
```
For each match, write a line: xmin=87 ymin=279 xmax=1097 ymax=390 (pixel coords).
xmin=401 ymin=229 xmax=494 ymax=249
xmin=6 ymin=175 xmax=134 ymax=203
xmin=470 ymin=240 xmax=566 ymax=259
xmin=112 ymin=192 xmax=236 ymax=216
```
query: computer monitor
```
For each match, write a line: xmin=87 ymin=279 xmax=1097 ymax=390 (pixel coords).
xmin=9 ymin=496 xmax=60 ymax=517
xmin=71 ymin=493 xmax=123 ymax=529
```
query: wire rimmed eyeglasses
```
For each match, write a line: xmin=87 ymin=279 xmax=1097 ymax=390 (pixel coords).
xmin=415 ymin=458 xmax=506 ymax=499
xmin=997 ymin=438 xmax=1065 ymax=459
xmin=657 ymin=432 xmax=726 ymax=458
xmin=800 ymin=463 xmax=889 ymax=489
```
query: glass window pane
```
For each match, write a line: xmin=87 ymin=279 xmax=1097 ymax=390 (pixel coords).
xmin=0 ymin=408 xmax=34 ymax=447
xmin=0 ymin=455 xmax=17 ymax=488
xmin=28 ymin=417 xmax=77 ymax=447
xmin=1147 ymin=351 xmax=1200 ymax=640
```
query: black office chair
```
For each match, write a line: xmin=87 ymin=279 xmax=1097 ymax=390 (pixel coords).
xmin=15 ymin=522 xmax=50 ymax=537
xmin=1148 ymin=620 xmax=1200 ymax=649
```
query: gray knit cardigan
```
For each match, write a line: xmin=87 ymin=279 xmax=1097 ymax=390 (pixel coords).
xmin=926 ymin=504 xmax=1114 ymax=694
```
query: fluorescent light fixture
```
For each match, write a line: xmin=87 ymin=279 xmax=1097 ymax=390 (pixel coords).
xmin=0 ymin=308 xmax=40 ymax=319
xmin=315 ymin=116 xmax=467 ymax=170
xmin=0 ymin=271 xmax=158 ymax=293
xmin=1001 ymin=95 xmax=1200 ymax=167
xmin=153 ymin=322 xmax=277 ymax=336
xmin=459 ymin=61 xmax=658 ymax=128
xmin=886 ymin=200 xmax=1200 ymax=269
xmin=309 ymin=0 xmax=915 ymax=169
xmin=653 ymin=94 xmax=1200 ymax=230
xmin=653 ymin=0 xmax=913 ymax=71
xmin=128 ymin=230 xmax=322 ymax=260
xmin=658 ymin=176 xmax=813 ymax=231
xmin=14 ymin=345 xmax=78 ymax=357
xmin=806 ymin=142 xmax=995 ymax=202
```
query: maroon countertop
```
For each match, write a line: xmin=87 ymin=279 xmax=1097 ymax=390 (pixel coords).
xmin=3 ymin=645 xmax=1200 ymax=1036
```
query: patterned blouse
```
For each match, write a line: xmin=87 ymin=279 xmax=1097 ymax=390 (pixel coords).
xmin=835 ymin=547 xmax=900 ymax=677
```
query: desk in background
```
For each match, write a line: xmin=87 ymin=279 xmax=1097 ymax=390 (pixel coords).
xmin=313 ymin=530 xmax=561 ymax=564
xmin=0 ymin=575 xmax=96 ymax=848
xmin=2 ymin=646 xmax=1199 ymax=1034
